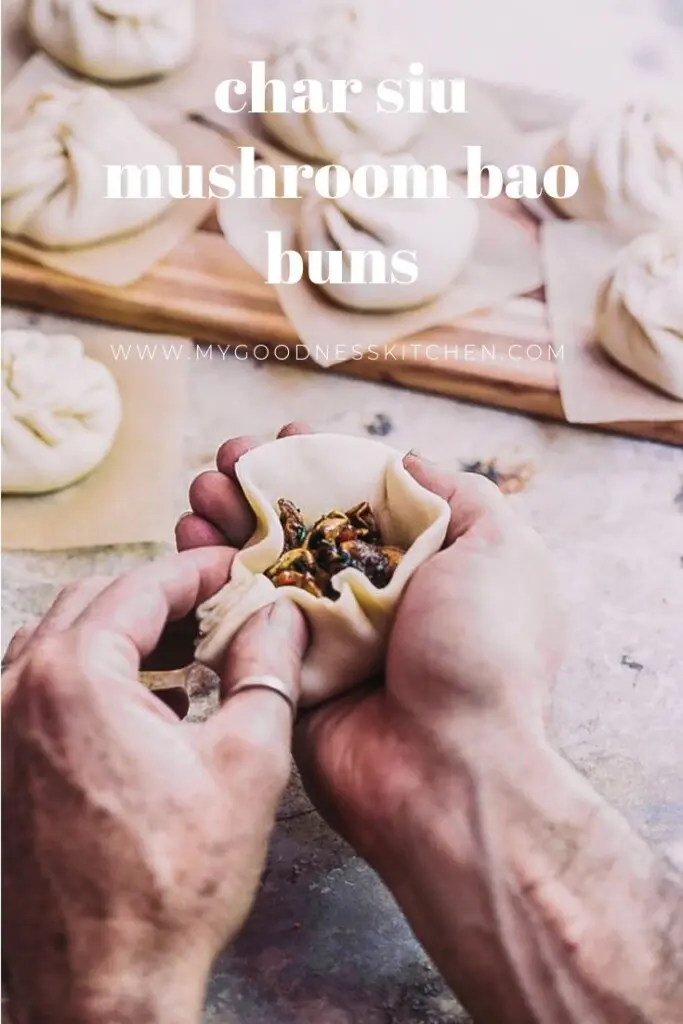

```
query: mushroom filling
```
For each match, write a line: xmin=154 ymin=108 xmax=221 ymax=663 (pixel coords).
xmin=264 ymin=499 xmax=404 ymax=599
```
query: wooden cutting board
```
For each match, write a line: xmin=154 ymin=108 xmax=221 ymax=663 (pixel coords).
xmin=4 ymin=214 xmax=682 ymax=447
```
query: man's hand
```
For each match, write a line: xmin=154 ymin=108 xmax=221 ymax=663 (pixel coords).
xmin=176 ymin=424 xmax=563 ymax=856
xmin=179 ymin=426 xmax=683 ymax=1024
xmin=292 ymin=449 xmax=565 ymax=858
xmin=2 ymin=548 xmax=307 ymax=1024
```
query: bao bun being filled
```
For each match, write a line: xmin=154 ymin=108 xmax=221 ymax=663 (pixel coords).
xmin=195 ymin=434 xmax=450 ymax=705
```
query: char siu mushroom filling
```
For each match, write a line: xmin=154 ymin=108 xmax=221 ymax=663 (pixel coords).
xmin=264 ymin=499 xmax=404 ymax=600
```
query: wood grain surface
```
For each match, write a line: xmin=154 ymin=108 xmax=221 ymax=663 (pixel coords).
xmin=4 ymin=217 xmax=682 ymax=447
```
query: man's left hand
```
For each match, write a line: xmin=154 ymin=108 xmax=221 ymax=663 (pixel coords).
xmin=2 ymin=548 xmax=306 ymax=1024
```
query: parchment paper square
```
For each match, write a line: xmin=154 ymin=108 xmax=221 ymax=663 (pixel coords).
xmin=219 ymin=192 xmax=543 ymax=367
xmin=542 ymin=221 xmax=683 ymax=424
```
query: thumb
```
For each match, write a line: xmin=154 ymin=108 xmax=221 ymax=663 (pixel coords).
xmin=404 ymin=452 xmax=508 ymax=545
xmin=199 ymin=602 xmax=309 ymax=800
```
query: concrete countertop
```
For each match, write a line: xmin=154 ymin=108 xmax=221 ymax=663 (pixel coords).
xmin=3 ymin=1 xmax=683 ymax=1020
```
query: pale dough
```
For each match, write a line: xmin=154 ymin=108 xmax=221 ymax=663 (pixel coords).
xmin=195 ymin=434 xmax=450 ymax=706
xmin=596 ymin=231 xmax=683 ymax=401
xmin=299 ymin=153 xmax=479 ymax=311
xmin=546 ymin=99 xmax=683 ymax=239
xmin=27 ymin=0 xmax=196 ymax=84
xmin=2 ymin=82 xmax=177 ymax=250
xmin=2 ymin=330 xmax=123 ymax=494
xmin=260 ymin=6 xmax=425 ymax=162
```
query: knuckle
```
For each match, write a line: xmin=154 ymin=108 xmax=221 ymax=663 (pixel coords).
xmin=54 ymin=576 xmax=111 ymax=605
xmin=217 ymin=437 xmax=247 ymax=463
xmin=175 ymin=510 xmax=195 ymax=536
xmin=463 ymin=471 xmax=507 ymax=504
xmin=189 ymin=470 xmax=215 ymax=503
xmin=23 ymin=633 xmax=67 ymax=689
xmin=7 ymin=624 xmax=33 ymax=651
xmin=57 ymin=580 xmax=85 ymax=601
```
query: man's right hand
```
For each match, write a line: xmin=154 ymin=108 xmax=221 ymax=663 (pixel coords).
xmin=177 ymin=427 xmax=565 ymax=863
xmin=180 ymin=427 xmax=683 ymax=1024
xmin=291 ymin=451 xmax=565 ymax=862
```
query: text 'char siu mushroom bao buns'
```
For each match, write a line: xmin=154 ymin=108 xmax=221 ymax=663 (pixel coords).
xmin=27 ymin=0 xmax=197 ymax=84
xmin=545 ymin=98 xmax=683 ymax=239
xmin=2 ymin=330 xmax=122 ymax=495
xmin=195 ymin=434 xmax=450 ymax=705
xmin=300 ymin=152 xmax=480 ymax=312
xmin=2 ymin=83 xmax=177 ymax=250
xmin=260 ymin=6 xmax=426 ymax=162
xmin=596 ymin=231 xmax=683 ymax=401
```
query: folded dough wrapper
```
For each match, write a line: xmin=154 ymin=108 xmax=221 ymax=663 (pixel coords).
xmin=195 ymin=434 xmax=450 ymax=707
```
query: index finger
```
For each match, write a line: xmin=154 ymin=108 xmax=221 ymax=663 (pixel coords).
xmin=216 ymin=422 xmax=312 ymax=479
xmin=73 ymin=547 xmax=235 ymax=671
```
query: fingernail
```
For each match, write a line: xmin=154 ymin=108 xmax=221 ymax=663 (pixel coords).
xmin=405 ymin=449 xmax=434 ymax=464
xmin=268 ymin=599 xmax=298 ymax=626
xmin=259 ymin=600 xmax=289 ymax=629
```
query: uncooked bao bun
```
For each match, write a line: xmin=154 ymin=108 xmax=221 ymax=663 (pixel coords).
xmin=299 ymin=153 xmax=479 ymax=311
xmin=27 ymin=0 xmax=196 ymax=84
xmin=195 ymin=434 xmax=450 ymax=706
xmin=596 ymin=231 xmax=683 ymax=401
xmin=2 ymin=83 xmax=177 ymax=250
xmin=260 ymin=7 xmax=425 ymax=161
xmin=2 ymin=330 xmax=123 ymax=494
xmin=546 ymin=99 xmax=683 ymax=239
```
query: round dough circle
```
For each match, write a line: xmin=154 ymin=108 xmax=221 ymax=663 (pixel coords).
xmin=2 ymin=330 xmax=123 ymax=494
xmin=595 ymin=231 xmax=683 ymax=400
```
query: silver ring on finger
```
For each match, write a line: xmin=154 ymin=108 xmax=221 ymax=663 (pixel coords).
xmin=226 ymin=674 xmax=298 ymax=719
